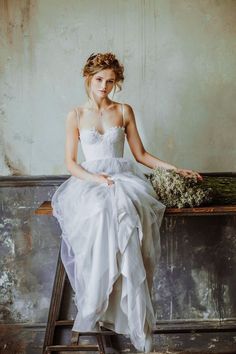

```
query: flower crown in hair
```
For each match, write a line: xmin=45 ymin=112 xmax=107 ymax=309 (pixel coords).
xmin=87 ymin=52 xmax=97 ymax=61
xmin=87 ymin=52 xmax=117 ymax=65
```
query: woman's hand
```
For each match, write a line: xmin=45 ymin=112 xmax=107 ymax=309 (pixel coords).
xmin=175 ymin=168 xmax=203 ymax=181
xmin=93 ymin=173 xmax=114 ymax=185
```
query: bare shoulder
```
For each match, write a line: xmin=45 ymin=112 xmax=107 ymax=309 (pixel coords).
xmin=65 ymin=107 xmax=82 ymax=128
xmin=122 ymin=102 xmax=134 ymax=112
xmin=122 ymin=103 xmax=135 ymax=123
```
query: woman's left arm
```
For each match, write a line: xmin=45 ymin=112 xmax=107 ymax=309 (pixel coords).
xmin=124 ymin=104 xmax=203 ymax=181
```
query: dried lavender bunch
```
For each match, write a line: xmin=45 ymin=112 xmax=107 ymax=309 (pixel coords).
xmin=148 ymin=167 xmax=213 ymax=208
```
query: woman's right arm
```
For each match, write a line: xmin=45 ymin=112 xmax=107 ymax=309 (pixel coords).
xmin=65 ymin=110 xmax=113 ymax=185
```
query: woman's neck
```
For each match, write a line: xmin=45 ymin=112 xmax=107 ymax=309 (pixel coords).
xmin=87 ymin=97 xmax=113 ymax=110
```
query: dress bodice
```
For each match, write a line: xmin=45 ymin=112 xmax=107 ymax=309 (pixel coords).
xmin=80 ymin=126 xmax=126 ymax=161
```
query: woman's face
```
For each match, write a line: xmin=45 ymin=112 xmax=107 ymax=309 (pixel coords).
xmin=89 ymin=69 xmax=116 ymax=98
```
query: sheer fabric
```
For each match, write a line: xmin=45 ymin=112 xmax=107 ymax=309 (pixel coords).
xmin=51 ymin=109 xmax=166 ymax=351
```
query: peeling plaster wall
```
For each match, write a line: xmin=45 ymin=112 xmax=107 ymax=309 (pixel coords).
xmin=0 ymin=181 xmax=60 ymax=353
xmin=0 ymin=0 xmax=236 ymax=176
xmin=0 ymin=184 xmax=60 ymax=324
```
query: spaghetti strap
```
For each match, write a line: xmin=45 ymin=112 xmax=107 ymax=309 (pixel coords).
xmin=73 ymin=107 xmax=81 ymax=133
xmin=121 ymin=103 xmax=125 ymax=127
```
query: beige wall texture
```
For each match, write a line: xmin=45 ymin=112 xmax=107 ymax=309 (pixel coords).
xmin=0 ymin=0 xmax=235 ymax=176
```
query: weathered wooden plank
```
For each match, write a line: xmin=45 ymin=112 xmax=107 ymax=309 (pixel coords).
xmin=34 ymin=200 xmax=236 ymax=216
xmin=46 ymin=344 xmax=101 ymax=351
xmin=53 ymin=319 xmax=236 ymax=332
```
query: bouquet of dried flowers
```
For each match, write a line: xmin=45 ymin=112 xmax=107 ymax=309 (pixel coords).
xmin=148 ymin=167 xmax=213 ymax=208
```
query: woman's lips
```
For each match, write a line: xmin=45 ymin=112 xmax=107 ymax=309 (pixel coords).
xmin=99 ymin=90 xmax=106 ymax=93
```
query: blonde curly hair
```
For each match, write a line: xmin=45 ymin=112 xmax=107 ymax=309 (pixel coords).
xmin=82 ymin=52 xmax=124 ymax=98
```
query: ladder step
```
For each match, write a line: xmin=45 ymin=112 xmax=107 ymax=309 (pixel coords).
xmin=55 ymin=320 xmax=116 ymax=335
xmin=55 ymin=319 xmax=74 ymax=326
xmin=46 ymin=344 xmax=100 ymax=351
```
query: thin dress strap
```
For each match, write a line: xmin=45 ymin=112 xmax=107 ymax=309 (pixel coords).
xmin=121 ymin=103 xmax=125 ymax=127
xmin=73 ymin=107 xmax=80 ymax=137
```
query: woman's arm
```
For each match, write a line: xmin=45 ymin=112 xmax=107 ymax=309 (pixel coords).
xmin=65 ymin=110 xmax=95 ymax=180
xmin=124 ymin=104 xmax=203 ymax=180
xmin=65 ymin=110 xmax=113 ymax=184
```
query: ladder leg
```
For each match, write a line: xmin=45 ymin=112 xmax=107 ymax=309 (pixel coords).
xmin=96 ymin=334 xmax=106 ymax=354
xmin=43 ymin=243 xmax=66 ymax=353
xmin=98 ymin=323 xmax=120 ymax=354
xmin=71 ymin=330 xmax=80 ymax=344
xmin=43 ymin=242 xmax=119 ymax=353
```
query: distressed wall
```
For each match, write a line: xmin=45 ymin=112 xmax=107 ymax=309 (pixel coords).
xmin=0 ymin=177 xmax=236 ymax=353
xmin=0 ymin=0 xmax=236 ymax=176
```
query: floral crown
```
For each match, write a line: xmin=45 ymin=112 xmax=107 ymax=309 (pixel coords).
xmin=86 ymin=52 xmax=118 ymax=66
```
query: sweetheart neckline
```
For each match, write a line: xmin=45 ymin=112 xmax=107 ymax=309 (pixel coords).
xmin=80 ymin=125 xmax=125 ymax=137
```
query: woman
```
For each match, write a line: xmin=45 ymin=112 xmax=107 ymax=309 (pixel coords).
xmin=52 ymin=52 xmax=202 ymax=353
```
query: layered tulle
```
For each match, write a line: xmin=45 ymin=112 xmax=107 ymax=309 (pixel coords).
xmin=51 ymin=157 xmax=166 ymax=352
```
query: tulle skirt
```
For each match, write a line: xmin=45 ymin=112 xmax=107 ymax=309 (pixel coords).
xmin=51 ymin=157 xmax=166 ymax=352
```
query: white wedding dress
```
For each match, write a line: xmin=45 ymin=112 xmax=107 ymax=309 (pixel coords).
xmin=51 ymin=104 xmax=166 ymax=352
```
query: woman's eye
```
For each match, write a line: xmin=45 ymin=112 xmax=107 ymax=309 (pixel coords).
xmin=96 ymin=78 xmax=113 ymax=83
